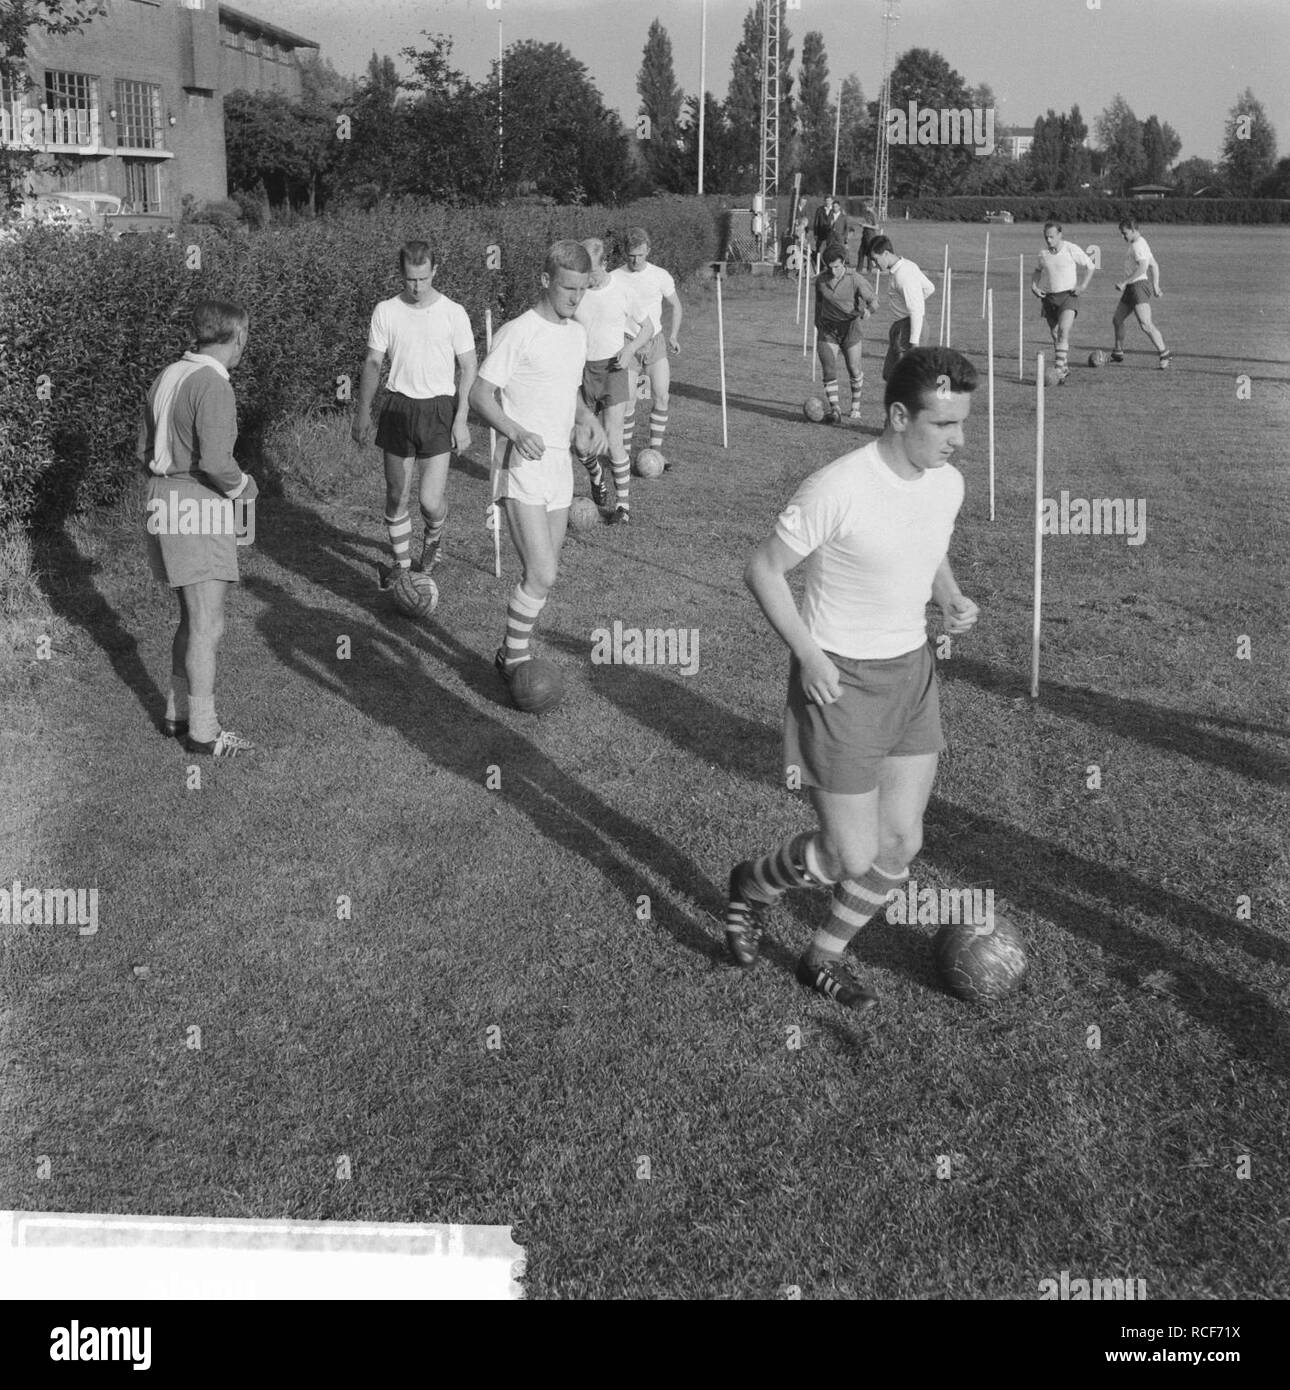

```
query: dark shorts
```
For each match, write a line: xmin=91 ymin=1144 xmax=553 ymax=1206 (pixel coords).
xmin=882 ymin=316 xmax=913 ymax=381
xmin=632 ymin=331 xmax=668 ymax=369
xmin=375 ymin=392 xmax=455 ymax=458
xmin=783 ymin=641 xmax=944 ymax=794
xmin=818 ymin=316 xmax=865 ymax=352
xmin=145 ymin=474 xmax=240 ymax=588
xmin=1041 ymin=290 xmax=1079 ymax=329
xmin=581 ymin=356 xmax=630 ymax=411
xmin=1120 ymin=281 xmax=1152 ymax=309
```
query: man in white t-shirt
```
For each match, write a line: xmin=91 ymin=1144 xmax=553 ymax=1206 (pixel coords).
xmin=609 ymin=226 xmax=683 ymax=468
xmin=573 ymin=237 xmax=656 ymax=522
xmin=352 ymin=239 xmax=477 ymax=585
xmin=469 ymin=240 xmax=607 ymax=692
xmin=725 ymin=346 xmax=981 ymax=1010
xmin=1029 ymin=221 xmax=1096 ymax=383
xmin=869 ymin=235 xmax=937 ymax=381
xmin=1109 ymin=216 xmax=1171 ymax=368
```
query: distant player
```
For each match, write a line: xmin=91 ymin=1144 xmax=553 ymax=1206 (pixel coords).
xmin=352 ymin=239 xmax=477 ymax=586
xmin=813 ymin=240 xmax=879 ymax=423
xmin=868 ymin=235 xmax=937 ymax=381
xmin=1030 ymin=221 xmax=1095 ymax=383
xmin=812 ymin=194 xmax=842 ymax=265
xmin=1111 ymin=216 xmax=1171 ymax=368
xmin=725 ymin=347 xmax=981 ymax=1010
xmin=611 ymin=226 xmax=682 ymax=468
xmin=139 ymin=299 xmax=258 ymax=758
xmin=573 ymin=237 xmax=656 ymax=524
xmin=469 ymin=241 xmax=606 ymax=681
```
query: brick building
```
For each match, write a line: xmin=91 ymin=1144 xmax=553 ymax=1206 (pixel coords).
xmin=1 ymin=0 xmax=318 ymax=218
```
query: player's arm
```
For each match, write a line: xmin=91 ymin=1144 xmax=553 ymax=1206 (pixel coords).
xmin=572 ymin=389 xmax=607 ymax=458
xmin=1030 ymin=264 xmax=1046 ymax=298
xmin=744 ymin=533 xmax=841 ymax=706
xmin=856 ymin=274 xmax=879 ymax=317
xmin=352 ymin=347 xmax=384 ymax=445
xmin=906 ymin=272 xmax=929 ymax=347
xmin=932 ymin=556 xmax=978 ymax=634
xmin=1148 ymin=253 xmax=1162 ymax=296
xmin=617 ymin=315 xmax=656 ymax=369
xmin=664 ymin=291 xmax=683 ymax=352
xmin=1072 ymin=246 xmax=1095 ymax=296
xmin=468 ymin=375 xmax=544 ymax=461
xmin=195 ymin=379 xmax=256 ymax=501
xmin=452 ymin=349 xmax=477 ymax=453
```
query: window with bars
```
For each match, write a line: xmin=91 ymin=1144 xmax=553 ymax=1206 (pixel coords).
xmin=43 ymin=70 xmax=100 ymax=145
xmin=122 ymin=157 xmax=161 ymax=213
xmin=115 ymin=79 xmax=162 ymax=149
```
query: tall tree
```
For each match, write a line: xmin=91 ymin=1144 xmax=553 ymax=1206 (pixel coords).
xmin=1094 ymin=94 xmax=1146 ymax=194
xmin=724 ymin=1 xmax=795 ymax=194
xmin=1171 ymin=156 xmax=1217 ymax=196
xmin=682 ymin=90 xmax=738 ymax=193
xmin=1027 ymin=111 xmax=1063 ymax=192
xmin=636 ymin=19 xmax=687 ymax=192
xmin=1060 ymin=104 xmax=1092 ymax=190
xmin=1140 ymin=115 xmax=1181 ymax=185
xmin=796 ymin=29 xmax=832 ymax=192
xmin=836 ymin=74 xmax=871 ymax=198
xmin=399 ymin=33 xmax=498 ymax=205
xmin=883 ymin=48 xmax=976 ymax=197
xmin=1221 ymin=89 xmax=1276 ymax=196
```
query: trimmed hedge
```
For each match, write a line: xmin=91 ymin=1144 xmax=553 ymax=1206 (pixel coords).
xmin=878 ymin=195 xmax=1290 ymax=225
xmin=0 ymin=196 xmax=719 ymax=527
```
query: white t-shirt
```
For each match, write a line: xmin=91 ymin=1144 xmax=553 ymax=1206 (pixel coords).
xmin=478 ymin=308 xmax=587 ymax=462
xmin=775 ymin=441 xmax=964 ymax=660
xmin=1037 ymin=241 xmax=1094 ymax=293
xmin=887 ymin=257 xmax=937 ymax=345
xmin=610 ymin=262 xmax=675 ymax=338
xmin=574 ymin=277 xmax=634 ymax=360
xmin=367 ymin=293 xmax=475 ymax=399
xmin=1123 ymin=234 xmax=1154 ymax=284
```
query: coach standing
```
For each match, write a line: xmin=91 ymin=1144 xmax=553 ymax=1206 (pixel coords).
xmin=139 ymin=300 xmax=257 ymax=758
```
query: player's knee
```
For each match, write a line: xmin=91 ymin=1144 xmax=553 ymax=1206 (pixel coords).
xmin=881 ymin=821 xmax=922 ymax=866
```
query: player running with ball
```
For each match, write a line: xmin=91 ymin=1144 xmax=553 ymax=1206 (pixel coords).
xmin=814 ymin=240 xmax=879 ymax=423
xmin=1110 ymin=215 xmax=1172 ymax=369
xmin=725 ymin=347 xmax=980 ymax=1010
xmin=469 ymin=241 xmax=606 ymax=683
xmin=610 ymin=227 xmax=683 ymax=468
xmin=1030 ymin=221 xmax=1095 ymax=384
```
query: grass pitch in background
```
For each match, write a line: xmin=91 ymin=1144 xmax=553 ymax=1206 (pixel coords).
xmin=2 ymin=224 xmax=1288 ymax=1299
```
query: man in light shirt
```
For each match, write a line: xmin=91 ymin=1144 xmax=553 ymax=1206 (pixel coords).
xmin=1030 ymin=221 xmax=1096 ymax=384
xmin=869 ymin=235 xmax=937 ymax=382
xmin=1110 ymin=216 xmax=1172 ymax=369
xmin=352 ymin=239 xmax=477 ymax=586
xmin=725 ymin=347 xmax=981 ymax=1010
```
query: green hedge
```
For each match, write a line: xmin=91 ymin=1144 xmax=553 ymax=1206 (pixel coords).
xmin=881 ymin=195 xmax=1290 ymax=225
xmin=0 ymin=195 xmax=719 ymax=527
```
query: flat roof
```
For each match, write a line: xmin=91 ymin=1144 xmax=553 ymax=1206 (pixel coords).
xmin=219 ymin=4 xmax=319 ymax=51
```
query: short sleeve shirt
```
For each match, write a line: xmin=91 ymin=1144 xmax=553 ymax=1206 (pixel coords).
xmin=368 ymin=293 xmax=475 ymax=398
xmin=478 ymin=309 xmax=587 ymax=460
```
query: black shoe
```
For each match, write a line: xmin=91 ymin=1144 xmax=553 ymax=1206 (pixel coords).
xmin=590 ymin=478 xmax=609 ymax=508
xmin=417 ymin=540 xmax=442 ymax=573
xmin=795 ymin=951 xmax=879 ymax=1011
xmin=824 ymin=407 xmax=842 ymax=425
xmin=725 ymin=862 xmax=770 ymax=968
xmin=494 ymin=647 xmax=513 ymax=684
xmin=1109 ymin=349 xmax=1125 ymax=364
xmin=376 ymin=561 xmax=397 ymax=590
xmin=1157 ymin=350 xmax=1172 ymax=370
xmin=182 ymin=728 xmax=255 ymax=758
xmin=161 ymin=717 xmax=188 ymax=738
xmin=609 ymin=505 xmax=631 ymax=525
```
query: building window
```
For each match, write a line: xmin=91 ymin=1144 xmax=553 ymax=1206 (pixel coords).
xmin=115 ymin=79 xmax=163 ymax=149
xmin=122 ymin=158 xmax=161 ymax=213
xmin=54 ymin=158 xmax=103 ymax=194
xmin=43 ymin=70 xmax=100 ymax=146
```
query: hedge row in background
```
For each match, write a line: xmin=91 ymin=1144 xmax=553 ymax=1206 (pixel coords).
xmin=871 ymin=195 xmax=1290 ymax=225
xmin=0 ymin=196 xmax=719 ymax=527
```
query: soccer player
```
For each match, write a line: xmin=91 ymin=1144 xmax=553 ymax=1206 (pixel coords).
xmin=610 ymin=227 xmax=683 ymax=468
xmin=1030 ymin=221 xmax=1096 ymax=383
xmin=139 ymin=299 xmax=258 ymax=758
xmin=869 ymin=235 xmax=937 ymax=382
xmin=724 ymin=346 xmax=981 ymax=1010
xmin=352 ymin=239 xmax=477 ymax=586
xmin=814 ymin=240 xmax=879 ymax=423
xmin=573 ymin=237 xmax=656 ymax=524
xmin=469 ymin=240 xmax=607 ymax=682
xmin=1111 ymin=216 xmax=1171 ymax=368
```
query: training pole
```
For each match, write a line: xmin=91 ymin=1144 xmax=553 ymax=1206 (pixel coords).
xmin=716 ymin=269 xmax=729 ymax=448
xmin=486 ymin=309 xmax=500 ymax=578
xmin=981 ymin=229 xmax=990 ymax=318
xmin=987 ymin=289 xmax=995 ymax=522
xmin=802 ymin=260 xmax=811 ymax=357
xmin=1018 ymin=253 xmax=1024 ymax=381
xmin=1031 ymin=352 xmax=1045 ymax=699
xmin=811 ymin=326 xmax=818 ymax=381
xmin=945 ymin=267 xmax=952 ymax=348
xmin=938 ymin=243 xmax=948 ymax=345
xmin=796 ymin=233 xmax=804 ymax=324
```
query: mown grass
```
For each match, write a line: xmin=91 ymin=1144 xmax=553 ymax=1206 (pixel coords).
xmin=2 ymin=227 xmax=1288 ymax=1299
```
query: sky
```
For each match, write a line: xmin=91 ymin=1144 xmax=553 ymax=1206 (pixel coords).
xmin=263 ymin=0 xmax=1290 ymax=165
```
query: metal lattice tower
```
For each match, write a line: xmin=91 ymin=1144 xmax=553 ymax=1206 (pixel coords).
xmin=757 ymin=0 xmax=781 ymax=261
xmin=871 ymin=0 xmax=900 ymax=227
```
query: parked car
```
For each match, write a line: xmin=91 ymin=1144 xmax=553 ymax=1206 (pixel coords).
xmin=984 ymin=210 xmax=1015 ymax=224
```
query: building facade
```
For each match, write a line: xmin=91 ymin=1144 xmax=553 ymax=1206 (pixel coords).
xmin=1 ymin=0 xmax=318 ymax=218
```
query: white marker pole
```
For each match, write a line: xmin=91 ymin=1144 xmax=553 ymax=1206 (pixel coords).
xmin=1031 ymin=351 xmax=1045 ymax=699
xmin=802 ymin=260 xmax=811 ymax=357
xmin=486 ymin=308 xmax=500 ymax=578
xmin=987 ymin=289 xmax=995 ymax=522
xmin=716 ymin=267 xmax=729 ymax=449
xmin=811 ymin=326 xmax=818 ymax=382
xmin=981 ymin=229 xmax=990 ymax=318
xmin=945 ymin=267 xmax=952 ymax=348
xmin=1018 ymin=253 xmax=1025 ymax=381
xmin=938 ymin=243 xmax=948 ymax=345
xmin=796 ymin=233 xmax=804 ymax=324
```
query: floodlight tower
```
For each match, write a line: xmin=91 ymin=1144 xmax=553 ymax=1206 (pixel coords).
xmin=871 ymin=0 xmax=900 ymax=227
xmin=756 ymin=0 xmax=781 ymax=263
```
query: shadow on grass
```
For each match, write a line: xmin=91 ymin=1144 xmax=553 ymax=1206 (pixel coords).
xmin=669 ymin=380 xmax=829 ymax=426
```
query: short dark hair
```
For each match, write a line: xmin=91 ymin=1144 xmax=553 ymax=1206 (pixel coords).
xmin=624 ymin=225 xmax=650 ymax=252
xmin=399 ymin=239 xmax=435 ymax=272
xmin=1117 ymin=215 xmax=1138 ymax=233
xmin=1043 ymin=220 xmax=1062 ymax=234
xmin=884 ymin=347 xmax=979 ymax=419
xmin=544 ymin=239 xmax=592 ymax=278
xmin=868 ymin=234 xmax=894 ymax=258
xmin=822 ymin=239 xmax=848 ymax=266
xmin=192 ymin=299 xmax=247 ymax=347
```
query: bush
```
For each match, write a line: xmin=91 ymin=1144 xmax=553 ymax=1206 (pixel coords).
xmin=881 ymin=195 xmax=1290 ymax=225
xmin=0 ymin=196 xmax=720 ymax=527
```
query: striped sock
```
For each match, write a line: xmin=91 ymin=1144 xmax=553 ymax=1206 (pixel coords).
xmin=808 ymin=865 xmax=910 ymax=961
xmin=419 ymin=506 xmax=447 ymax=568
xmin=648 ymin=407 xmax=668 ymax=450
xmin=610 ymin=454 xmax=630 ymax=513
xmin=745 ymin=831 xmax=836 ymax=904
xmin=849 ymin=373 xmax=864 ymax=410
xmin=502 ymin=584 xmax=546 ymax=666
xmin=824 ymin=380 xmax=840 ymax=413
xmin=385 ymin=511 xmax=413 ymax=569
xmin=1055 ymin=344 xmax=1069 ymax=373
xmin=575 ymin=450 xmax=604 ymax=489
xmin=622 ymin=408 xmax=636 ymax=459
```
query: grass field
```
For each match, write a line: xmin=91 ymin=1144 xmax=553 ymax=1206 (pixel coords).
xmin=2 ymin=221 xmax=1288 ymax=1300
